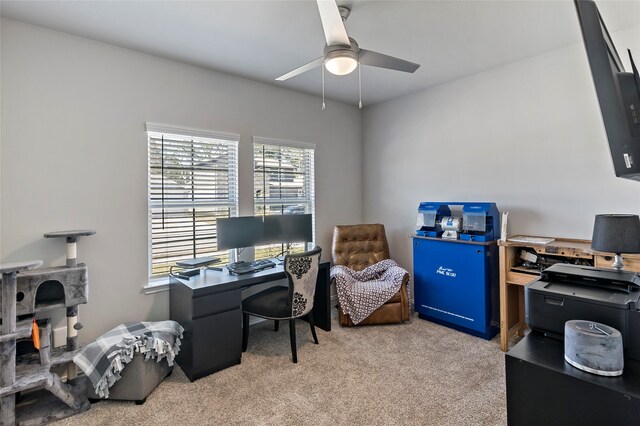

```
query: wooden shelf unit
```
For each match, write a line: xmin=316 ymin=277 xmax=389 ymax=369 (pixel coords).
xmin=498 ymin=237 xmax=640 ymax=352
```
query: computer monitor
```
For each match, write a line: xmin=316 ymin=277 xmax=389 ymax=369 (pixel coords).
xmin=216 ymin=216 xmax=264 ymax=250
xmin=263 ymin=214 xmax=313 ymax=244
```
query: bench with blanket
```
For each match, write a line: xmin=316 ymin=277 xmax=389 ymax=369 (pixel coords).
xmin=74 ymin=320 xmax=183 ymax=403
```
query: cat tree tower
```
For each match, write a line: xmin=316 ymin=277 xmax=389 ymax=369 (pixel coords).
xmin=0 ymin=230 xmax=94 ymax=425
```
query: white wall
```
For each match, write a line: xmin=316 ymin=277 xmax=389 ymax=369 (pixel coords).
xmin=0 ymin=19 xmax=362 ymax=342
xmin=3 ymin=14 xmax=639 ymax=341
xmin=362 ymin=24 xmax=640 ymax=277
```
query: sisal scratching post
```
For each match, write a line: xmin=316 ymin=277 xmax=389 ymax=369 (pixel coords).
xmin=43 ymin=230 xmax=96 ymax=268
xmin=43 ymin=230 xmax=95 ymax=381
xmin=0 ymin=260 xmax=42 ymax=426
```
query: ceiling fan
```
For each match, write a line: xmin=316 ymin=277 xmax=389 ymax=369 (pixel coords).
xmin=275 ymin=0 xmax=420 ymax=107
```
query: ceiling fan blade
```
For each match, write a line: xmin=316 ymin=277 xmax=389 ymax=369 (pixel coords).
xmin=316 ymin=0 xmax=350 ymax=47
xmin=358 ymin=49 xmax=420 ymax=73
xmin=275 ymin=57 xmax=324 ymax=81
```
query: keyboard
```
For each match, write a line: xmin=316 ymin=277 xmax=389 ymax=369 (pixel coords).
xmin=227 ymin=259 xmax=276 ymax=275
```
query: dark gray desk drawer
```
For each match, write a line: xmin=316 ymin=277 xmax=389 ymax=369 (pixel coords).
xmin=192 ymin=309 xmax=242 ymax=377
xmin=193 ymin=289 xmax=241 ymax=317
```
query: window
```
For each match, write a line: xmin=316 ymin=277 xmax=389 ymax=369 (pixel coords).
xmin=147 ymin=124 xmax=239 ymax=279
xmin=253 ymin=137 xmax=315 ymax=259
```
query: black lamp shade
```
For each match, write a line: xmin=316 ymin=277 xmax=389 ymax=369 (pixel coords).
xmin=591 ymin=214 xmax=640 ymax=254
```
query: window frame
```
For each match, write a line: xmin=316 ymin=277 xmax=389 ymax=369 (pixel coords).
xmin=252 ymin=137 xmax=316 ymax=259
xmin=146 ymin=123 xmax=239 ymax=283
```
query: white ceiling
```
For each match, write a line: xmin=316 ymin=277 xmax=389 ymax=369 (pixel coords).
xmin=1 ymin=0 xmax=639 ymax=107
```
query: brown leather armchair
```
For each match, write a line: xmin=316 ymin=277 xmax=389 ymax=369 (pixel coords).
xmin=331 ymin=223 xmax=410 ymax=326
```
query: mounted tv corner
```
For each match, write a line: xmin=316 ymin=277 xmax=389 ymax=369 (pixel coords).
xmin=575 ymin=0 xmax=640 ymax=180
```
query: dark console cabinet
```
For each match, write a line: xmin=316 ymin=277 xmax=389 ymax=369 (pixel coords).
xmin=506 ymin=333 xmax=640 ymax=425
xmin=170 ymin=282 xmax=242 ymax=381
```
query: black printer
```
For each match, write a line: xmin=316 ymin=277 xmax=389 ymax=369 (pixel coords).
xmin=525 ymin=263 xmax=640 ymax=361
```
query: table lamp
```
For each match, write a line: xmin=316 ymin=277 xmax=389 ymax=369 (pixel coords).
xmin=591 ymin=214 xmax=640 ymax=270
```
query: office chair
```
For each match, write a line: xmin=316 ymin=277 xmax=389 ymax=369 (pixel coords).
xmin=242 ymin=246 xmax=322 ymax=363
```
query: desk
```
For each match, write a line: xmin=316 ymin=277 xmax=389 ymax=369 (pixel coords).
xmin=497 ymin=237 xmax=640 ymax=351
xmin=505 ymin=333 xmax=640 ymax=425
xmin=170 ymin=261 xmax=331 ymax=381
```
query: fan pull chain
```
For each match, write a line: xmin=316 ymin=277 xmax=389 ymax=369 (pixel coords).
xmin=358 ymin=62 xmax=362 ymax=109
xmin=322 ymin=64 xmax=326 ymax=110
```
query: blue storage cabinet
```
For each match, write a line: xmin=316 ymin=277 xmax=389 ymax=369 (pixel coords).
xmin=412 ymin=236 xmax=499 ymax=339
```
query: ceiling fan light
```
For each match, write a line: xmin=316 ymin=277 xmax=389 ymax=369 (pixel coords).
xmin=324 ymin=50 xmax=358 ymax=75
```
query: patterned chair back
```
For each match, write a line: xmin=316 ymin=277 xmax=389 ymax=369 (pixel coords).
xmin=284 ymin=246 xmax=322 ymax=318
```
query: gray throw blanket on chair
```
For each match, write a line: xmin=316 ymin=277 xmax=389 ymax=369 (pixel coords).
xmin=74 ymin=320 xmax=183 ymax=398
xmin=331 ymin=259 xmax=407 ymax=325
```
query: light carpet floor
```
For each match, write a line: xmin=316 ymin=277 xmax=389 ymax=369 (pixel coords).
xmin=56 ymin=312 xmax=507 ymax=425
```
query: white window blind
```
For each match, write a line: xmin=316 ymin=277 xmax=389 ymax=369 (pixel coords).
xmin=253 ymin=138 xmax=315 ymax=259
xmin=148 ymin=128 xmax=239 ymax=278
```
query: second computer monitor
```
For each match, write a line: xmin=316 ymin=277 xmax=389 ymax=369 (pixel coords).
xmin=263 ymin=214 xmax=313 ymax=244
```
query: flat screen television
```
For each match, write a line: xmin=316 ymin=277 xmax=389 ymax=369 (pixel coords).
xmin=263 ymin=214 xmax=313 ymax=244
xmin=575 ymin=0 xmax=640 ymax=180
xmin=216 ymin=216 xmax=264 ymax=250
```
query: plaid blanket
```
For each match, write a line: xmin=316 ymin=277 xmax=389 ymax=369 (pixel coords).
xmin=331 ymin=259 xmax=408 ymax=325
xmin=73 ymin=320 xmax=183 ymax=398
